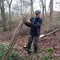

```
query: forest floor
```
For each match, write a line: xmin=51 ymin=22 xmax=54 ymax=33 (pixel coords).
xmin=0 ymin=27 xmax=60 ymax=60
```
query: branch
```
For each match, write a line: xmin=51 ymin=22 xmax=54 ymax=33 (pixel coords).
xmin=6 ymin=0 xmax=9 ymax=4
xmin=2 ymin=14 xmax=27 ymax=60
xmin=39 ymin=28 xmax=60 ymax=39
xmin=6 ymin=0 xmax=13 ymax=5
xmin=40 ymin=0 xmax=43 ymax=3
xmin=10 ymin=0 xmax=12 ymax=5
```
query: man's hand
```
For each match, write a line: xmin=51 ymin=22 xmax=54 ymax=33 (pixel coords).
xmin=23 ymin=20 xmax=31 ymax=23
xmin=27 ymin=20 xmax=31 ymax=23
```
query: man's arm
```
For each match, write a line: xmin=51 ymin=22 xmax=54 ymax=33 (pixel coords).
xmin=24 ymin=18 xmax=42 ymax=28
xmin=31 ymin=19 xmax=42 ymax=28
xmin=24 ymin=20 xmax=31 ymax=27
xmin=25 ymin=22 xmax=31 ymax=27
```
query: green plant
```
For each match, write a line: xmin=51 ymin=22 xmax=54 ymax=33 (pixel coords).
xmin=0 ymin=44 xmax=23 ymax=60
xmin=38 ymin=46 xmax=44 ymax=53
xmin=40 ymin=52 xmax=51 ymax=60
xmin=25 ymin=46 xmax=44 ymax=60
xmin=58 ymin=57 xmax=60 ymax=60
xmin=46 ymin=47 xmax=53 ymax=52
xmin=53 ymin=58 xmax=57 ymax=60
xmin=32 ymin=53 xmax=38 ymax=60
xmin=28 ymin=49 xmax=33 ymax=53
xmin=0 ymin=44 xmax=7 ymax=60
xmin=40 ymin=56 xmax=50 ymax=60
xmin=43 ymin=37 xmax=47 ymax=40
xmin=45 ymin=52 xmax=51 ymax=58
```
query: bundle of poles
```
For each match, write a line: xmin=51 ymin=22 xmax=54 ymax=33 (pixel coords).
xmin=2 ymin=14 xmax=27 ymax=60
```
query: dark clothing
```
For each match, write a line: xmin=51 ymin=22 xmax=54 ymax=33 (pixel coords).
xmin=25 ymin=17 xmax=42 ymax=54
xmin=25 ymin=17 xmax=42 ymax=37
xmin=27 ymin=35 xmax=39 ymax=54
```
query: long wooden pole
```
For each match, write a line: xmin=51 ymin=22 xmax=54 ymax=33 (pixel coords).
xmin=2 ymin=14 xmax=27 ymax=60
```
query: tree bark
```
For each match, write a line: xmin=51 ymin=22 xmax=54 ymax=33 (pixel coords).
xmin=6 ymin=0 xmax=12 ymax=30
xmin=9 ymin=5 xmax=11 ymax=30
xmin=31 ymin=0 xmax=34 ymax=17
xmin=44 ymin=0 xmax=47 ymax=24
xmin=49 ymin=0 xmax=53 ymax=22
xmin=46 ymin=0 xmax=53 ymax=31
xmin=20 ymin=0 xmax=23 ymax=15
xmin=1 ymin=0 xmax=7 ymax=31
xmin=40 ymin=0 xmax=45 ymax=24
xmin=42 ymin=2 xmax=45 ymax=21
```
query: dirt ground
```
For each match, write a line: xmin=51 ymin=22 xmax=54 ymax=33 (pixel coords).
xmin=0 ymin=28 xmax=60 ymax=60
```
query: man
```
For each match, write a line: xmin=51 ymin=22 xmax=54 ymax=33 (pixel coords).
xmin=24 ymin=10 xmax=42 ymax=54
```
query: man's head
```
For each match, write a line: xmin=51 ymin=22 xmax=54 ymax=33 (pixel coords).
xmin=35 ymin=10 xmax=41 ymax=18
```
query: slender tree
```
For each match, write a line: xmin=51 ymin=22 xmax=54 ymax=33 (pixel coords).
xmin=20 ymin=0 xmax=23 ymax=15
xmin=49 ymin=0 xmax=53 ymax=30
xmin=46 ymin=0 xmax=53 ymax=31
xmin=44 ymin=0 xmax=47 ymax=23
xmin=1 ymin=0 xmax=7 ymax=31
xmin=6 ymin=0 xmax=13 ymax=30
xmin=39 ymin=0 xmax=46 ymax=24
xmin=49 ymin=0 xmax=53 ymax=22
xmin=31 ymin=0 xmax=34 ymax=17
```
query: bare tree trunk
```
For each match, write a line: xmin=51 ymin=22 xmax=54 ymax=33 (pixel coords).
xmin=39 ymin=0 xmax=45 ymax=27
xmin=44 ymin=0 xmax=47 ymax=24
xmin=40 ymin=0 xmax=45 ymax=24
xmin=49 ymin=0 xmax=53 ymax=22
xmin=1 ymin=0 xmax=7 ymax=31
xmin=9 ymin=5 xmax=11 ymax=30
xmin=20 ymin=0 xmax=23 ymax=15
xmin=42 ymin=3 xmax=45 ymax=21
xmin=46 ymin=0 xmax=53 ymax=31
xmin=6 ymin=0 xmax=12 ymax=30
xmin=49 ymin=0 xmax=53 ymax=30
xmin=31 ymin=0 xmax=34 ymax=17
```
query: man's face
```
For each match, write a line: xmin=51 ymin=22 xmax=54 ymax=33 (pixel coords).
xmin=35 ymin=14 xmax=40 ymax=18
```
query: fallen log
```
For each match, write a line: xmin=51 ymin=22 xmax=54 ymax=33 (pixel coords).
xmin=23 ymin=28 xmax=60 ymax=49
xmin=39 ymin=28 xmax=60 ymax=39
xmin=2 ymin=14 xmax=27 ymax=60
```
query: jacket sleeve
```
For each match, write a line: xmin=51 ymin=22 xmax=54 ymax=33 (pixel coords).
xmin=24 ymin=18 xmax=32 ymax=27
xmin=25 ymin=22 xmax=31 ymax=27
xmin=31 ymin=19 xmax=42 ymax=28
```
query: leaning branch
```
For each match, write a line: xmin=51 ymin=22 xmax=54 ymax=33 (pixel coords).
xmin=2 ymin=14 xmax=27 ymax=60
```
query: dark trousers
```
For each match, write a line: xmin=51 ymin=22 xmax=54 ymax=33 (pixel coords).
xmin=27 ymin=35 xmax=39 ymax=53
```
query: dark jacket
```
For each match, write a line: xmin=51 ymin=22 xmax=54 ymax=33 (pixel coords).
xmin=25 ymin=17 xmax=42 ymax=37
